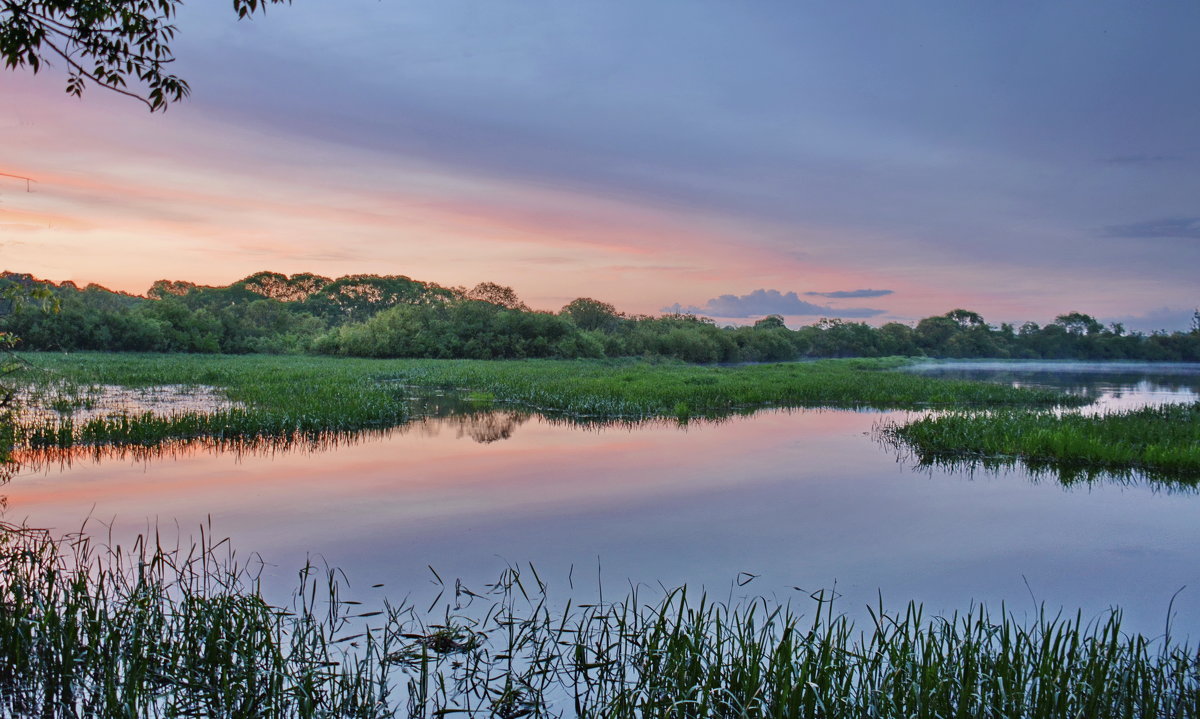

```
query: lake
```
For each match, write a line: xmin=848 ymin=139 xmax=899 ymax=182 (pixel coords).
xmin=3 ymin=360 xmax=1199 ymax=637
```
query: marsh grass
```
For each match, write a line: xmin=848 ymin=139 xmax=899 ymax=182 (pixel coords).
xmin=2 ymin=524 xmax=1198 ymax=718
xmin=2 ymin=353 xmax=1081 ymax=457
xmin=5 ymin=354 xmax=417 ymax=454
xmin=378 ymin=356 xmax=1083 ymax=420
xmin=3 ymin=406 xmax=709 ymax=473
xmin=0 ymin=522 xmax=398 ymax=718
xmin=880 ymin=402 xmax=1200 ymax=483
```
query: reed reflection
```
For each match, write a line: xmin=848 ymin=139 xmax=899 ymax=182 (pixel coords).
xmin=885 ymin=446 xmax=1200 ymax=495
xmin=3 ymin=400 xmax=718 ymax=477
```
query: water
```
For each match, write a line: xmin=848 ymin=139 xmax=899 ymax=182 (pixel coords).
xmin=903 ymin=360 xmax=1200 ymax=414
xmin=3 ymin=361 xmax=1199 ymax=637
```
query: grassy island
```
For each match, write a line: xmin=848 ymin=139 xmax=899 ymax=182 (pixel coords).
xmin=881 ymin=402 xmax=1200 ymax=483
xmin=3 ymin=352 xmax=1079 ymax=451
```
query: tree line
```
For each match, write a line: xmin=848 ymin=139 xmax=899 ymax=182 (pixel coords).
xmin=1 ymin=271 xmax=1198 ymax=363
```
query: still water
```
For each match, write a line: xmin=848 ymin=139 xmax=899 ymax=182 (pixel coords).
xmin=4 ymin=361 xmax=1199 ymax=636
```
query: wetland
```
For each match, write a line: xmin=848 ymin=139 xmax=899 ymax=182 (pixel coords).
xmin=2 ymin=354 xmax=1199 ymax=717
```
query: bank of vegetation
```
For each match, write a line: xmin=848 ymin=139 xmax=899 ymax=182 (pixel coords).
xmin=881 ymin=401 xmax=1200 ymax=483
xmin=3 ymin=271 xmax=1198 ymax=362
xmin=2 ymin=270 xmax=1196 ymax=482
xmin=2 ymin=353 xmax=1079 ymax=457
xmin=3 ymin=523 xmax=1197 ymax=719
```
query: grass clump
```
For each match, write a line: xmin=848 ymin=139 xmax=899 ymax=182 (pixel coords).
xmin=881 ymin=402 xmax=1200 ymax=483
xmin=2 ymin=524 xmax=1198 ymax=718
xmin=0 ymin=523 xmax=399 ymax=718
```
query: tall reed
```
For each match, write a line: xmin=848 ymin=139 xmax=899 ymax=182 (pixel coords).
xmin=3 ymin=525 xmax=1197 ymax=718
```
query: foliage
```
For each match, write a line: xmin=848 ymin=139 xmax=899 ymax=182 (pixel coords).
xmin=236 ymin=270 xmax=332 ymax=302
xmin=303 ymin=274 xmax=453 ymax=323
xmin=1055 ymin=311 xmax=1105 ymax=336
xmin=0 ymin=0 xmax=290 ymax=110
xmin=315 ymin=300 xmax=589 ymax=360
xmin=3 ymin=271 xmax=1200 ymax=363
xmin=464 ymin=281 xmax=528 ymax=310
xmin=562 ymin=297 xmax=622 ymax=331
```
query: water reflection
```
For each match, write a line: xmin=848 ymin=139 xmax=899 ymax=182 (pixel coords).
xmin=903 ymin=361 xmax=1200 ymax=414
xmin=3 ymin=363 xmax=1200 ymax=638
xmin=3 ymin=385 xmax=761 ymax=477
xmin=13 ymin=383 xmax=241 ymax=425
xmin=3 ymin=408 xmax=689 ymax=474
xmin=888 ymin=445 xmax=1199 ymax=495
xmin=5 ymin=364 xmax=1198 ymax=496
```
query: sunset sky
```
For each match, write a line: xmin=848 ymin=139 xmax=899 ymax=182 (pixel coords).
xmin=2 ymin=0 xmax=1198 ymax=330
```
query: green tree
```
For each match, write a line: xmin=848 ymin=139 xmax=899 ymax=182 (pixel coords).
xmin=304 ymin=275 xmax=451 ymax=322
xmin=752 ymin=314 xmax=787 ymax=330
xmin=876 ymin=322 xmax=919 ymax=356
xmin=733 ymin=324 xmax=797 ymax=361
xmin=1 ymin=0 xmax=290 ymax=110
xmin=146 ymin=279 xmax=198 ymax=299
xmin=466 ymin=282 xmax=528 ymax=311
xmin=811 ymin=319 xmax=879 ymax=357
xmin=1053 ymin=312 xmax=1103 ymax=336
xmin=561 ymin=298 xmax=622 ymax=332
xmin=914 ymin=316 xmax=960 ymax=354
xmin=912 ymin=310 xmax=997 ymax=357
xmin=236 ymin=271 xmax=332 ymax=303
xmin=944 ymin=308 xmax=986 ymax=329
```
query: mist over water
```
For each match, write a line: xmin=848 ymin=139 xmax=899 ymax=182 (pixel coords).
xmin=905 ymin=360 xmax=1200 ymax=414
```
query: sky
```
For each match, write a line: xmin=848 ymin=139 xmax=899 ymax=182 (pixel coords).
xmin=2 ymin=0 xmax=1198 ymax=331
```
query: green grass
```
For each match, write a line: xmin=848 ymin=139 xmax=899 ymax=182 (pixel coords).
xmin=0 ymin=523 xmax=393 ymax=718
xmin=1 ymin=352 xmax=1082 ymax=455
xmin=2 ymin=523 xmax=1197 ymax=719
xmin=375 ymin=355 xmax=1082 ymax=418
xmin=5 ymin=353 xmax=417 ymax=452
xmin=881 ymin=402 xmax=1200 ymax=483
xmin=17 ymin=353 xmax=1200 ymax=481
